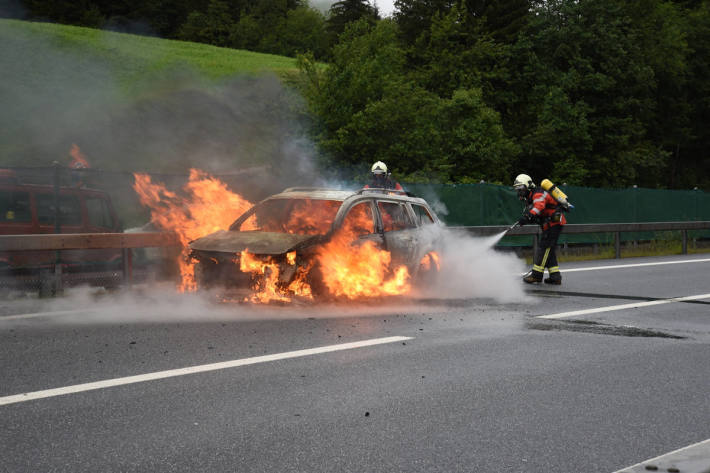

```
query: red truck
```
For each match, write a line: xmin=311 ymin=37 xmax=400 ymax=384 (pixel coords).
xmin=0 ymin=169 xmax=122 ymax=290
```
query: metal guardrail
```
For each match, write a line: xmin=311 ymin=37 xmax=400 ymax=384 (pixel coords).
xmin=1 ymin=222 xmax=709 ymax=293
xmin=0 ymin=232 xmax=180 ymax=251
xmin=0 ymin=232 xmax=181 ymax=293
xmin=454 ymin=221 xmax=710 ymax=258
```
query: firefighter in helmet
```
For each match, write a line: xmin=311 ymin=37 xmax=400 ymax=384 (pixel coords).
xmin=364 ymin=161 xmax=403 ymax=191
xmin=514 ymin=173 xmax=565 ymax=284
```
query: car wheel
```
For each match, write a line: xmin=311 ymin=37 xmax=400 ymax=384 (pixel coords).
xmin=195 ymin=258 xmax=220 ymax=289
xmin=415 ymin=251 xmax=440 ymax=287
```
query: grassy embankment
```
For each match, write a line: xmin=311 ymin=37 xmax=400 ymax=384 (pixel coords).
xmin=0 ymin=19 xmax=305 ymax=225
xmin=0 ymin=18 xmax=299 ymax=86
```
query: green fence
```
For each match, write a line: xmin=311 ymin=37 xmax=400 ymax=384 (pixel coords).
xmin=405 ymin=183 xmax=710 ymax=246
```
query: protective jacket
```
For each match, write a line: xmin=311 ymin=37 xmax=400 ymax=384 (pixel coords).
xmin=364 ymin=177 xmax=403 ymax=191
xmin=523 ymin=187 xmax=566 ymax=230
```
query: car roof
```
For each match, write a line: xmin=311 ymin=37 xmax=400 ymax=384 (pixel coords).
xmin=267 ymin=187 xmax=355 ymax=201
xmin=267 ymin=187 xmax=430 ymax=206
xmin=0 ymin=182 xmax=109 ymax=195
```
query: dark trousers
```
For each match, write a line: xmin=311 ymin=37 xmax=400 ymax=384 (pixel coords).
xmin=532 ymin=224 xmax=562 ymax=274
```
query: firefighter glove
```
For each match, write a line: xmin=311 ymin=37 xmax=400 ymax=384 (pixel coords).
xmin=517 ymin=215 xmax=529 ymax=226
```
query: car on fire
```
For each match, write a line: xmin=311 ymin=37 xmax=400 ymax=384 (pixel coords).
xmin=188 ymin=187 xmax=442 ymax=299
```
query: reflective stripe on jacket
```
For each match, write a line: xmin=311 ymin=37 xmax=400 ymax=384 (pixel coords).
xmin=525 ymin=188 xmax=566 ymax=229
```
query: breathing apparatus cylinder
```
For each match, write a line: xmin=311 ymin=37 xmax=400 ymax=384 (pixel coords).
xmin=541 ymin=179 xmax=572 ymax=210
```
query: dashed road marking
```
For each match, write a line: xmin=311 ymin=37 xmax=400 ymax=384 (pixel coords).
xmin=536 ymin=293 xmax=710 ymax=319
xmin=612 ymin=437 xmax=710 ymax=472
xmin=0 ymin=308 xmax=94 ymax=321
xmin=563 ymin=257 xmax=710 ymax=273
xmin=0 ymin=336 xmax=412 ymax=406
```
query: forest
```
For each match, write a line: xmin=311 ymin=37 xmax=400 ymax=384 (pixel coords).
xmin=6 ymin=0 xmax=710 ymax=189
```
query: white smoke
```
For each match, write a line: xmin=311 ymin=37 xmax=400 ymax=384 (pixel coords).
xmin=415 ymin=226 xmax=528 ymax=303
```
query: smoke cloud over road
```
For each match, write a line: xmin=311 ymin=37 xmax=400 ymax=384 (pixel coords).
xmin=414 ymin=227 xmax=528 ymax=303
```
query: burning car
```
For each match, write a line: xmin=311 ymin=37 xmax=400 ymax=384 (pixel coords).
xmin=188 ymin=187 xmax=442 ymax=302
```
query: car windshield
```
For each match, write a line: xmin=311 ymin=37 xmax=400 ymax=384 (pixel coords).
xmin=236 ymin=198 xmax=342 ymax=235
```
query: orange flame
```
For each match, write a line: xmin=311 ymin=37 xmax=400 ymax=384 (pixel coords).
xmin=239 ymin=250 xmax=292 ymax=303
xmin=133 ymin=170 xmax=423 ymax=301
xmin=315 ymin=202 xmax=411 ymax=299
xmin=69 ymin=144 xmax=90 ymax=169
xmin=238 ymin=250 xmax=313 ymax=303
xmin=283 ymin=199 xmax=340 ymax=234
xmin=133 ymin=169 xmax=253 ymax=291
xmin=420 ymin=251 xmax=440 ymax=272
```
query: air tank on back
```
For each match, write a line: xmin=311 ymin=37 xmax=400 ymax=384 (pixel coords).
xmin=540 ymin=179 xmax=573 ymax=210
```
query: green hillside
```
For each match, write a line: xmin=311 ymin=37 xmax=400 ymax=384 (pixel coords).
xmin=0 ymin=18 xmax=310 ymax=171
xmin=0 ymin=18 xmax=298 ymax=85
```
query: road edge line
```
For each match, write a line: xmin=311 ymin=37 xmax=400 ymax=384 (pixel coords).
xmin=0 ymin=336 xmax=413 ymax=406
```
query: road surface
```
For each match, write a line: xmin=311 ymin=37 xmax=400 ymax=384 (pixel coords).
xmin=1 ymin=254 xmax=709 ymax=472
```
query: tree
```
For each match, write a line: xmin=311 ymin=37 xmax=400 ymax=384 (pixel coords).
xmin=178 ymin=0 xmax=234 ymax=46
xmin=326 ymin=0 xmax=379 ymax=43
xmin=393 ymin=0 xmax=455 ymax=46
xmin=299 ymin=18 xmax=517 ymax=182
xmin=480 ymin=0 xmax=531 ymax=44
xmin=509 ymin=0 xmax=672 ymax=187
xmin=411 ymin=4 xmax=509 ymax=98
xmin=676 ymin=1 xmax=710 ymax=187
xmin=281 ymin=6 xmax=329 ymax=58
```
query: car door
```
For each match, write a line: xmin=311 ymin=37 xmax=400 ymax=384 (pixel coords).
xmin=35 ymin=191 xmax=85 ymax=267
xmin=84 ymin=194 xmax=122 ymax=269
xmin=0 ymin=187 xmax=35 ymax=269
xmin=376 ymin=200 xmax=419 ymax=268
xmin=340 ymin=200 xmax=383 ymax=248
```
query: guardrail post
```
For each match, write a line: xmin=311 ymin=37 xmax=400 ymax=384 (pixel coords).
xmin=53 ymin=262 xmax=63 ymax=295
xmin=614 ymin=231 xmax=621 ymax=259
xmin=53 ymin=161 xmax=62 ymax=295
xmin=122 ymin=248 xmax=133 ymax=287
xmin=682 ymin=230 xmax=688 ymax=255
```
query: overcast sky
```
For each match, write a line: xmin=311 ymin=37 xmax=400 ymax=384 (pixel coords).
xmin=312 ymin=1 xmax=397 ymax=18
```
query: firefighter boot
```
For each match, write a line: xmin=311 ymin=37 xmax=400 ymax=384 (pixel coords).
xmin=544 ymin=270 xmax=562 ymax=285
xmin=522 ymin=270 xmax=543 ymax=284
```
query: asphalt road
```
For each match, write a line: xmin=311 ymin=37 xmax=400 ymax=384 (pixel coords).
xmin=1 ymin=254 xmax=709 ymax=473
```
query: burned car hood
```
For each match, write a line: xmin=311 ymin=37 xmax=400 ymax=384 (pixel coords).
xmin=189 ymin=230 xmax=320 ymax=255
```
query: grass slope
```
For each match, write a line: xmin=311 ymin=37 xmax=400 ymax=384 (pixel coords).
xmin=0 ymin=18 xmax=298 ymax=84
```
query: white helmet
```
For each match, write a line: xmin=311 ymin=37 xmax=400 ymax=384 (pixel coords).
xmin=513 ymin=173 xmax=534 ymax=190
xmin=513 ymin=174 xmax=534 ymax=200
xmin=371 ymin=161 xmax=388 ymax=175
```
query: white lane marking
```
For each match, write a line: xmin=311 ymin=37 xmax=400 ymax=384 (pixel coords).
xmin=563 ymin=257 xmax=710 ymax=273
xmin=536 ymin=293 xmax=710 ymax=319
xmin=0 ymin=336 xmax=412 ymax=406
xmin=0 ymin=308 xmax=94 ymax=321
xmin=612 ymin=438 xmax=710 ymax=473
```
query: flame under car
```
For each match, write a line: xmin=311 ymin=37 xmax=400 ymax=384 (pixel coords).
xmin=188 ymin=187 xmax=442 ymax=301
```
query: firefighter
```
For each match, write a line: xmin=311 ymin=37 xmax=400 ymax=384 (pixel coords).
xmin=364 ymin=161 xmax=403 ymax=191
xmin=513 ymin=173 xmax=566 ymax=284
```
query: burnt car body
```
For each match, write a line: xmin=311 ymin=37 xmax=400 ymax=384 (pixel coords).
xmin=188 ymin=187 xmax=442 ymax=297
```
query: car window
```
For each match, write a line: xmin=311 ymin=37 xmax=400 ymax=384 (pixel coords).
xmin=0 ymin=190 xmax=32 ymax=223
xmin=86 ymin=197 xmax=113 ymax=228
xmin=36 ymin=193 xmax=82 ymax=226
xmin=377 ymin=201 xmax=415 ymax=232
xmin=341 ymin=202 xmax=375 ymax=236
xmin=236 ymin=198 xmax=342 ymax=235
xmin=411 ymin=204 xmax=435 ymax=225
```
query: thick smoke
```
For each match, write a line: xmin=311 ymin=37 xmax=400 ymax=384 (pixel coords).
xmin=0 ymin=17 xmax=332 ymax=233
xmin=415 ymin=227 xmax=528 ymax=303
xmin=0 ymin=19 xmax=319 ymax=195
